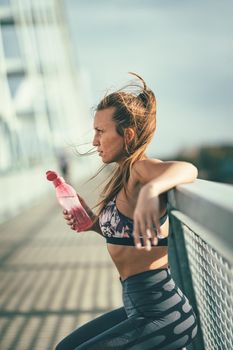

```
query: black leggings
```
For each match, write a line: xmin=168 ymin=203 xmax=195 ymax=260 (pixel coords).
xmin=55 ymin=268 xmax=198 ymax=350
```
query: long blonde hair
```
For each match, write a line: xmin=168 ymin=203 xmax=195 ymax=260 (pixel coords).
xmin=95 ymin=72 xmax=157 ymax=216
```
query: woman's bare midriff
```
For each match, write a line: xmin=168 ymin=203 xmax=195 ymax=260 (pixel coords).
xmin=107 ymin=244 xmax=168 ymax=281
xmin=107 ymin=218 xmax=169 ymax=281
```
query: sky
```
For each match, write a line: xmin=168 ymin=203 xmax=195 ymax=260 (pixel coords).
xmin=64 ymin=0 xmax=233 ymax=158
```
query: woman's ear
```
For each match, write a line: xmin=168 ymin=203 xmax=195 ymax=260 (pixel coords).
xmin=124 ymin=128 xmax=135 ymax=144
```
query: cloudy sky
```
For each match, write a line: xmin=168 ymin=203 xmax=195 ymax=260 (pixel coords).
xmin=65 ymin=0 xmax=233 ymax=158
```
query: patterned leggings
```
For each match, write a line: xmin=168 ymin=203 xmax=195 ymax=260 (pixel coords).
xmin=55 ymin=268 xmax=198 ymax=350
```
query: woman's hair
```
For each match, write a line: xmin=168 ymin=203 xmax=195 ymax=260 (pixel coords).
xmin=95 ymin=72 xmax=157 ymax=217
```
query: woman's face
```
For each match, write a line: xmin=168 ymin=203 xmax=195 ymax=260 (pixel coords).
xmin=93 ymin=107 xmax=125 ymax=164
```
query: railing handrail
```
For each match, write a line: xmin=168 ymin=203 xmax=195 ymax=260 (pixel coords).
xmin=168 ymin=179 xmax=233 ymax=264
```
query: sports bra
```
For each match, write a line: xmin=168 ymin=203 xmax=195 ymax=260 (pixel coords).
xmin=99 ymin=196 xmax=168 ymax=246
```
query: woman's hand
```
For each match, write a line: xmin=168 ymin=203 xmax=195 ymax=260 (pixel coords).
xmin=133 ymin=184 xmax=161 ymax=251
xmin=63 ymin=195 xmax=95 ymax=231
xmin=63 ymin=209 xmax=76 ymax=230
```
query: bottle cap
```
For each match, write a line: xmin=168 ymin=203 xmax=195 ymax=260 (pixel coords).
xmin=46 ymin=170 xmax=58 ymax=181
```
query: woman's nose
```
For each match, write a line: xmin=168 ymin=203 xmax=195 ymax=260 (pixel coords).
xmin=92 ymin=135 xmax=99 ymax=147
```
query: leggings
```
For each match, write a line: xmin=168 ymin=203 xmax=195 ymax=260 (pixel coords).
xmin=55 ymin=268 xmax=198 ymax=350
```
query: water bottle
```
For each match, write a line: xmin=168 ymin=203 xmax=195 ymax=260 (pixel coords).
xmin=46 ymin=170 xmax=93 ymax=232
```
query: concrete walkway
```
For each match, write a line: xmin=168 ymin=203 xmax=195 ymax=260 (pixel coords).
xmin=0 ymin=180 xmax=122 ymax=350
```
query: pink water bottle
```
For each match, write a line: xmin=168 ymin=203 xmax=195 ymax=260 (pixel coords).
xmin=46 ymin=170 xmax=93 ymax=232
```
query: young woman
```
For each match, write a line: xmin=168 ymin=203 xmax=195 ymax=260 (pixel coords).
xmin=55 ymin=73 xmax=198 ymax=350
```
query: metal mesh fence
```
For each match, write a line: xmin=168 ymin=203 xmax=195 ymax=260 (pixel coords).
xmin=182 ymin=224 xmax=233 ymax=350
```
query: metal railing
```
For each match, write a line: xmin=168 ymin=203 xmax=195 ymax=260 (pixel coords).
xmin=168 ymin=179 xmax=233 ymax=350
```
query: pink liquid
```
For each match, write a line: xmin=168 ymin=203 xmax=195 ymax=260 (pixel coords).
xmin=58 ymin=196 xmax=92 ymax=232
xmin=46 ymin=170 xmax=93 ymax=232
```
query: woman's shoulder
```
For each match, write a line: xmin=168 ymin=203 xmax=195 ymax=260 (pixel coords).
xmin=133 ymin=158 xmax=163 ymax=167
xmin=131 ymin=158 xmax=164 ymax=185
xmin=132 ymin=158 xmax=164 ymax=172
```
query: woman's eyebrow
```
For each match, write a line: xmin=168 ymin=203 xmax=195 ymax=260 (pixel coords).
xmin=94 ymin=126 xmax=103 ymax=130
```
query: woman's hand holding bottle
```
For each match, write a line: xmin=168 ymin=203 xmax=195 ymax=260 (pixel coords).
xmin=46 ymin=170 xmax=93 ymax=232
xmin=63 ymin=195 xmax=95 ymax=231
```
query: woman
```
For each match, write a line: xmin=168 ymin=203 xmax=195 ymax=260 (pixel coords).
xmin=56 ymin=73 xmax=198 ymax=350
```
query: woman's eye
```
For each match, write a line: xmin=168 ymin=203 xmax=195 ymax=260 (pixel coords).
xmin=94 ymin=128 xmax=104 ymax=136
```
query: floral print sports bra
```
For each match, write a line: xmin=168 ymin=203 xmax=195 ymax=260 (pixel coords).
xmin=99 ymin=196 xmax=168 ymax=246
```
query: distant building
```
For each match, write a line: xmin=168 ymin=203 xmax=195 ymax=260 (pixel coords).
xmin=0 ymin=0 xmax=91 ymax=221
xmin=174 ymin=144 xmax=233 ymax=185
xmin=0 ymin=0 xmax=90 ymax=173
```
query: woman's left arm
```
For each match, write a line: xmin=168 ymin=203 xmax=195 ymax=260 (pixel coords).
xmin=132 ymin=160 xmax=198 ymax=250
xmin=138 ymin=160 xmax=198 ymax=195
